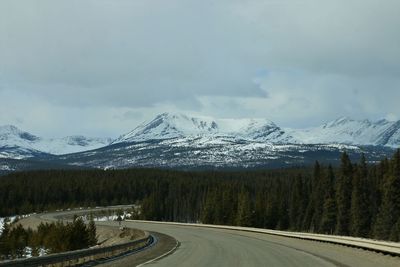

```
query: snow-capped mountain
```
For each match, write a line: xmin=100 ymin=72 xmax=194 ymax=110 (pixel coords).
xmin=288 ymin=117 xmax=400 ymax=147
xmin=1 ymin=113 xmax=400 ymax=172
xmin=113 ymin=113 xmax=219 ymax=143
xmin=113 ymin=112 xmax=294 ymax=144
xmin=113 ymin=113 xmax=400 ymax=147
xmin=235 ymin=119 xmax=293 ymax=142
xmin=0 ymin=125 xmax=111 ymax=158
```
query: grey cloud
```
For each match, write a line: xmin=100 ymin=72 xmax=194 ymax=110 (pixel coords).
xmin=0 ymin=0 xmax=400 ymax=136
xmin=0 ymin=0 xmax=266 ymax=108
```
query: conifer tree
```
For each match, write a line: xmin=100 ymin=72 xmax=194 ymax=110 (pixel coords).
xmin=350 ymin=154 xmax=370 ymax=237
xmin=254 ymin=190 xmax=267 ymax=228
xmin=288 ymin=175 xmax=305 ymax=230
xmin=335 ymin=152 xmax=353 ymax=236
xmin=320 ymin=165 xmax=337 ymax=234
xmin=302 ymin=161 xmax=322 ymax=231
xmin=0 ymin=218 xmax=11 ymax=258
xmin=87 ymin=214 xmax=97 ymax=246
xmin=201 ymin=190 xmax=217 ymax=224
xmin=235 ymin=189 xmax=253 ymax=227
xmin=221 ymin=187 xmax=236 ymax=226
xmin=68 ymin=217 xmax=89 ymax=251
xmin=374 ymin=150 xmax=400 ymax=240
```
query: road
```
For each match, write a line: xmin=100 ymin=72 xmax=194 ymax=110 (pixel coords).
xmin=41 ymin=209 xmax=400 ymax=267
xmin=105 ymin=220 xmax=400 ymax=267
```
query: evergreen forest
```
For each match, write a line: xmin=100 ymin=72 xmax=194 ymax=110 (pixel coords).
xmin=1 ymin=150 xmax=400 ymax=242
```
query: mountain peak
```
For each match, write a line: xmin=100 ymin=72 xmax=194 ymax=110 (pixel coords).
xmin=0 ymin=125 xmax=22 ymax=133
xmin=113 ymin=113 xmax=219 ymax=143
xmin=325 ymin=116 xmax=354 ymax=128
xmin=290 ymin=116 xmax=400 ymax=147
xmin=113 ymin=113 xmax=295 ymax=144
xmin=0 ymin=125 xmax=111 ymax=157
xmin=0 ymin=125 xmax=40 ymax=142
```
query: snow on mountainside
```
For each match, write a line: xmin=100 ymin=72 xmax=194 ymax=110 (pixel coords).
xmin=235 ymin=119 xmax=294 ymax=142
xmin=113 ymin=113 xmax=400 ymax=147
xmin=1 ymin=114 xmax=400 ymax=163
xmin=0 ymin=125 xmax=111 ymax=158
xmin=34 ymin=136 xmax=112 ymax=155
xmin=288 ymin=117 xmax=400 ymax=147
xmin=113 ymin=113 xmax=219 ymax=143
xmin=113 ymin=112 xmax=294 ymax=144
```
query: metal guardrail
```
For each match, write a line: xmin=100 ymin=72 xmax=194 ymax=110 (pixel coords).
xmin=0 ymin=234 xmax=154 ymax=267
xmin=127 ymin=220 xmax=400 ymax=257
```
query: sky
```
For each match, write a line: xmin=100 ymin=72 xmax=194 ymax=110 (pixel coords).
xmin=1 ymin=0 xmax=400 ymax=138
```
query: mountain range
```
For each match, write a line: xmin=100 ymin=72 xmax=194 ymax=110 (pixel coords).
xmin=1 ymin=113 xmax=399 ymax=173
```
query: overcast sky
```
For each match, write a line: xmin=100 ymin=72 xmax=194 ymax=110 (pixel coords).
xmin=1 ymin=0 xmax=400 ymax=138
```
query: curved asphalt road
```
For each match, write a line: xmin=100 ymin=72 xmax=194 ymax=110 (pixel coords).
xmin=41 ymin=210 xmax=400 ymax=267
xmin=108 ymin=221 xmax=400 ymax=267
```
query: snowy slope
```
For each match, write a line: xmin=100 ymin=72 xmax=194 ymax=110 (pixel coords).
xmin=113 ymin=113 xmax=294 ymax=144
xmin=113 ymin=113 xmax=400 ymax=147
xmin=234 ymin=119 xmax=294 ymax=142
xmin=1 ymin=114 xmax=400 ymax=164
xmin=288 ymin=117 xmax=400 ymax=147
xmin=113 ymin=113 xmax=219 ymax=143
xmin=0 ymin=125 xmax=111 ymax=158
xmin=33 ymin=136 xmax=112 ymax=155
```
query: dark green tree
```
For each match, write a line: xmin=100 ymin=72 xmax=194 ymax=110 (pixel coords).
xmin=302 ymin=161 xmax=322 ymax=231
xmin=288 ymin=175 xmax=305 ymax=230
xmin=87 ymin=214 xmax=97 ymax=246
xmin=0 ymin=218 xmax=11 ymax=258
xmin=350 ymin=154 xmax=370 ymax=237
xmin=320 ymin=165 xmax=337 ymax=234
xmin=374 ymin=150 xmax=400 ymax=240
xmin=335 ymin=152 xmax=353 ymax=235
xmin=235 ymin=189 xmax=254 ymax=227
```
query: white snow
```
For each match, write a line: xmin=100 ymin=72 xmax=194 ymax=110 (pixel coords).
xmin=113 ymin=112 xmax=294 ymax=144
xmin=113 ymin=112 xmax=400 ymax=148
xmin=112 ymin=113 xmax=219 ymax=143
xmin=0 ymin=125 xmax=111 ymax=158
xmin=0 ymin=216 xmax=18 ymax=235
xmin=1 ymin=114 xmax=400 ymax=161
xmin=287 ymin=117 xmax=400 ymax=147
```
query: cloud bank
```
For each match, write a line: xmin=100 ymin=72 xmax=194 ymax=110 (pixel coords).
xmin=0 ymin=0 xmax=399 ymax=136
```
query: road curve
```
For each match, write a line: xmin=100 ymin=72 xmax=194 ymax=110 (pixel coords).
xmin=39 ymin=209 xmax=400 ymax=267
xmin=102 ymin=220 xmax=400 ymax=267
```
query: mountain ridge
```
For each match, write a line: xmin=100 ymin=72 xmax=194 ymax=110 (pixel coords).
xmin=1 ymin=113 xmax=399 ymax=163
xmin=0 ymin=125 xmax=111 ymax=158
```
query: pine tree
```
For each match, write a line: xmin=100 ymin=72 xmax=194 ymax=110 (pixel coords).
xmin=335 ymin=152 xmax=353 ymax=236
xmin=235 ymin=189 xmax=253 ymax=227
xmin=320 ymin=165 xmax=337 ymax=234
xmin=288 ymin=175 xmax=305 ymax=230
xmin=221 ymin=186 xmax=236 ymax=226
xmin=0 ymin=218 xmax=11 ymax=258
xmin=201 ymin=190 xmax=217 ymax=224
xmin=68 ymin=217 xmax=89 ymax=250
xmin=87 ymin=214 xmax=97 ymax=246
xmin=374 ymin=150 xmax=400 ymax=240
xmin=302 ymin=161 xmax=322 ymax=231
xmin=350 ymin=154 xmax=370 ymax=237
xmin=254 ymin=190 xmax=267 ymax=228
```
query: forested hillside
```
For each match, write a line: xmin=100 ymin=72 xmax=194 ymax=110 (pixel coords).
xmin=1 ymin=150 xmax=400 ymax=241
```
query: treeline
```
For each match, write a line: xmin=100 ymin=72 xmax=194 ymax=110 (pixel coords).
xmin=0 ymin=216 xmax=97 ymax=260
xmin=0 ymin=150 xmax=399 ymax=241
